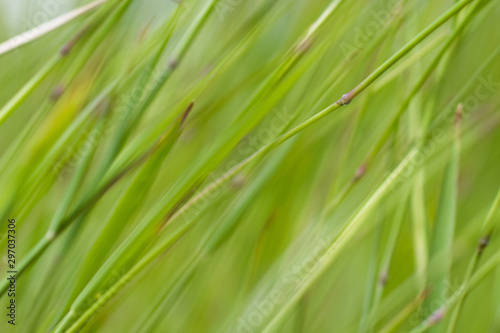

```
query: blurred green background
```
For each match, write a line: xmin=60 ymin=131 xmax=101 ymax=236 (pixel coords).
xmin=0 ymin=0 xmax=499 ymax=332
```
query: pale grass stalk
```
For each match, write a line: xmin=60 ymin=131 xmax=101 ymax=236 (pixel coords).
xmin=0 ymin=0 xmax=108 ymax=56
